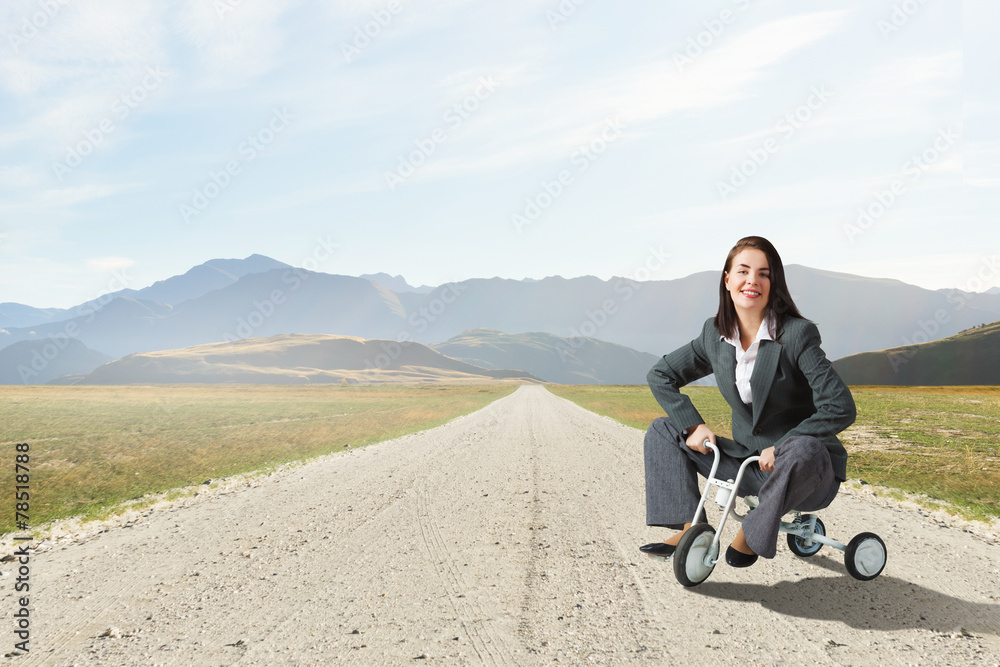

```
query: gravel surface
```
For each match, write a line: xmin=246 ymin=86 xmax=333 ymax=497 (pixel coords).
xmin=3 ymin=384 xmax=999 ymax=665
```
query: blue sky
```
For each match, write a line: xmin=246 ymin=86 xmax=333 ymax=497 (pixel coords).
xmin=1 ymin=0 xmax=996 ymax=308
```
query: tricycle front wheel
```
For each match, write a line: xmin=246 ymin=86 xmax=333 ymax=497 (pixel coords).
xmin=673 ymin=523 xmax=718 ymax=587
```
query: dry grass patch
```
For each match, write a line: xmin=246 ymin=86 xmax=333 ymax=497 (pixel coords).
xmin=0 ymin=384 xmax=516 ymax=532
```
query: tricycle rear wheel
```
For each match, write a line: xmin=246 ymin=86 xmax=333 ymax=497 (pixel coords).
xmin=787 ymin=516 xmax=825 ymax=557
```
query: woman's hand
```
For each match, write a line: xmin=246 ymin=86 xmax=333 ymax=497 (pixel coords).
xmin=685 ymin=424 xmax=715 ymax=454
xmin=759 ymin=446 xmax=775 ymax=472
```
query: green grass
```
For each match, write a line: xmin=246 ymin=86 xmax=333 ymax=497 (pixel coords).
xmin=0 ymin=384 xmax=516 ymax=533
xmin=548 ymin=384 xmax=1000 ymax=522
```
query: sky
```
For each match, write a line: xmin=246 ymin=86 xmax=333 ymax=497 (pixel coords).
xmin=0 ymin=0 xmax=997 ymax=309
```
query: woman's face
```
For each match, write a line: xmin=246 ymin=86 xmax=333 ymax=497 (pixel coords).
xmin=724 ymin=248 xmax=771 ymax=315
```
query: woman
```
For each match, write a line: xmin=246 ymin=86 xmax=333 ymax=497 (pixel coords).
xmin=640 ymin=236 xmax=856 ymax=567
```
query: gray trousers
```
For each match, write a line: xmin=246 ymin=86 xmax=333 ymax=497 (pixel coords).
xmin=644 ymin=416 xmax=839 ymax=559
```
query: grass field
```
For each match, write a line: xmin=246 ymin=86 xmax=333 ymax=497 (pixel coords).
xmin=0 ymin=384 xmax=516 ymax=533
xmin=547 ymin=384 xmax=1000 ymax=522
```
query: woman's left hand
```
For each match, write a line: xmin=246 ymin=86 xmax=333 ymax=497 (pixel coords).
xmin=759 ymin=446 xmax=776 ymax=473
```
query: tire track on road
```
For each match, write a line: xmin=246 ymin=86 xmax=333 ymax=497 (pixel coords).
xmin=515 ymin=414 xmax=544 ymax=647
xmin=415 ymin=484 xmax=510 ymax=665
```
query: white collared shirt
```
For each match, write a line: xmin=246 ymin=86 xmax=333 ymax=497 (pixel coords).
xmin=721 ymin=317 xmax=774 ymax=405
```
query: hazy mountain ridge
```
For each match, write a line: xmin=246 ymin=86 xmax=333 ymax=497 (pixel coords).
xmin=1 ymin=269 xmax=411 ymax=358
xmin=832 ymin=320 xmax=1000 ymax=385
xmin=0 ymin=303 xmax=68 ymax=330
xmin=431 ymin=328 xmax=660 ymax=384
xmin=0 ymin=255 xmax=290 ymax=330
xmin=77 ymin=334 xmax=541 ymax=385
xmin=360 ymin=273 xmax=435 ymax=294
xmin=106 ymin=254 xmax=294 ymax=307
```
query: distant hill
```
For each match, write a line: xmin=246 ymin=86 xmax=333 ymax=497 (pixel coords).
xmin=0 ymin=338 xmax=112 ymax=384
xmin=431 ymin=329 xmax=660 ymax=384
xmin=76 ymin=334 xmax=541 ymax=385
xmin=833 ymin=320 xmax=1000 ymax=385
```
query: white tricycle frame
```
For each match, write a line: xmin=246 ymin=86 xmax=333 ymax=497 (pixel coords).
xmin=653 ymin=441 xmax=887 ymax=587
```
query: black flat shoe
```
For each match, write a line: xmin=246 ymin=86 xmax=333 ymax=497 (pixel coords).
xmin=639 ymin=542 xmax=677 ymax=556
xmin=725 ymin=545 xmax=759 ymax=568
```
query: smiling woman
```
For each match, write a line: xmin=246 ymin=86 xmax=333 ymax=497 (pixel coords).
xmin=713 ymin=237 xmax=804 ymax=345
xmin=640 ymin=236 xmax=856 ymax=567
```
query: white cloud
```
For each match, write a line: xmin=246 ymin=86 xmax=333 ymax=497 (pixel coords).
xmin=0 ymin=1 xmax=170 ymax=154
xmin=273 ymin=7 xmax=856 ymax=192
xmin=364 ymin=11 xmax=854 ymax=183
xmin=174 ymin=0 xmax=304 ymax=92
xmin=670 ymin=11 xmax=852 ymax=101
xmin=0 ymin=1 xmax=167 ymax=95
xmin=86 ymin=257 xmax=135 ymax=272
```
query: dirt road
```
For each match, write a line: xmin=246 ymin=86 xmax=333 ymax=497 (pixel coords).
xmin=4 ymin=385 xmax=999 ymax=665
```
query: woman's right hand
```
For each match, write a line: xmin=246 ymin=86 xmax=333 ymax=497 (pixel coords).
xmin=685 ymin=423 xmax=715 ymax=454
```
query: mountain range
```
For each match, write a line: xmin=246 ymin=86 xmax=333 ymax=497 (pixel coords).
xmin=833 ymin=320 xmax=1000 ymax=385
xmin=2 ymin=254 xmax=999 ymax=385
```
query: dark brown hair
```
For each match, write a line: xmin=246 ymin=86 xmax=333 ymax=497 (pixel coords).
xmin=713 ymin=236 xmax=805 ymax=339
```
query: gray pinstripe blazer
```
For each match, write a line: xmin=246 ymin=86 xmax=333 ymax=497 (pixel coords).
xmin=647 ymin=316 xmax=856 ymax=481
